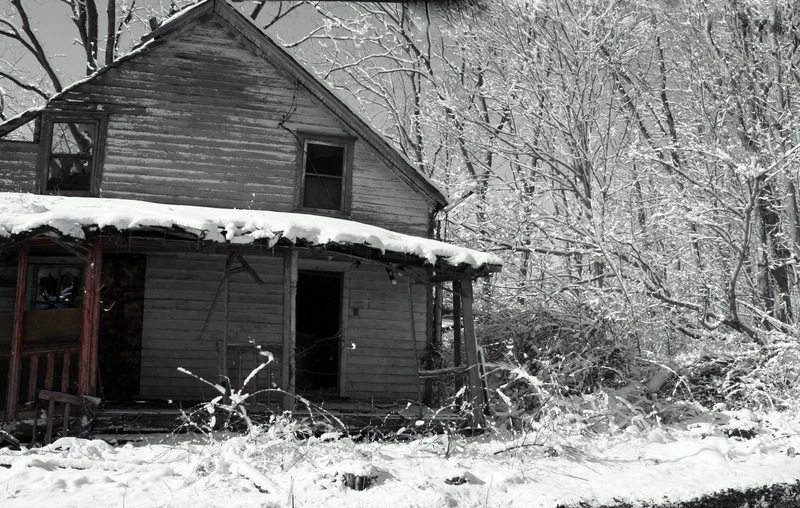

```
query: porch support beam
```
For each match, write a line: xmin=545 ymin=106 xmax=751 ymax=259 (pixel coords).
xmin=78 ymin=240 xmax=102 ymax=396
xmin=282 ymin=248 xmax=298 ymax=410
xmin=5 ymin=242 xmax=29 ymax=418
xmin=452 ymin=280 xmax=462 ymax=399
xmin=459 ymin=278 xmax=485 ymax=426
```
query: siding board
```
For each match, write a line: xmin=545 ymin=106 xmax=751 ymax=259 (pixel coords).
xmin=0 ymin=140 xmax=37 ymax=193
xmin=140 ymin=252 xmax=283 ymax=400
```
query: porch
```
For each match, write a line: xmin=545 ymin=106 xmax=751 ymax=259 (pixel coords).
xmin=1 ymin=232 xmax=493 ymax=437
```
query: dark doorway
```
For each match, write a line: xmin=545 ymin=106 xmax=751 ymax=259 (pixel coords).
xmin=295 ymin=270 xmax=342 ymax=395
xmin=98 ymin=253 xmax=146 ymax=401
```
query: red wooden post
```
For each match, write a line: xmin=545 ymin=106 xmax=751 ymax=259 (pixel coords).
xmin=78 ymin=240 xmax=103 ymax=396
xmin=5 ymin=242 xmax=29 ymax=419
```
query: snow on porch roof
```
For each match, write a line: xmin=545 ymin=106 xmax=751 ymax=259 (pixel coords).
xmin=0 ymin=193 xmax=502 ymax=270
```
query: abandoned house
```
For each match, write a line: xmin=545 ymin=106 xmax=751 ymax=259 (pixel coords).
xmin=0 ymin=0 xmax=501 ymax=431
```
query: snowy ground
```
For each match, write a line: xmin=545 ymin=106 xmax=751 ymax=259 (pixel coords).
xmin=1 ymin=409 xmax=799 ymax=508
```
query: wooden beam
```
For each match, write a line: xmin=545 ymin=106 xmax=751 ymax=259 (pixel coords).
xmin=338 ymin=270 xmax=350 ymax=397
xmin=452 ymin=282 xmax=462 ymax=370
xmin=282 ymin=248 xmax=298 ymax=410
xmin=459 ymin=278 xmax=485 ymax=426
xmin=407 ymin=279 xmax=423 ymax=409
xmin=222 ymin=252 xmax=233 ymax=391
xmin=5 ymin=242 xmax=29 ymax=418
xmin=78 ymin=240 xmax=102 ymax=396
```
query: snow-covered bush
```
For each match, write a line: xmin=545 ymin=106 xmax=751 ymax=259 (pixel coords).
xmin=684 ymin=334 xmax=800 ymax=412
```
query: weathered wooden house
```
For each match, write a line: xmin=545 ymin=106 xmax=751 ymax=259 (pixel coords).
xmin=0 ymin=0 xmax=500 ymax=429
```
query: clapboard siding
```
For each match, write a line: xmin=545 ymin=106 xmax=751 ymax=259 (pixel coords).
xmin=76 ymin=19 xmax=347 ymax=212
xmin=0 ymin=140 xmax=37 ymax=192
xmin=136 ymin=252 xmax=428 ymax=402
xmin=343 ymin=264 xmax=426 ymax=399
xmin=37 ymin=17 xmax=435 ymax=234
xmin=139 ymin=251 xmax=283 ymax=400
xmin=351 ymin=144 xmax=432 ymax=235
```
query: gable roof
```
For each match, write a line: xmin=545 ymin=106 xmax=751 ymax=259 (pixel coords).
xmin=0 ymin=0 xmax=448 ymax=210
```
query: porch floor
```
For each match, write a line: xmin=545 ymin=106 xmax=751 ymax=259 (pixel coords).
xmin=92 ymin=398 xmax=468 ymax=435
xmin=0 ymin=398 xmax=470 ymax=445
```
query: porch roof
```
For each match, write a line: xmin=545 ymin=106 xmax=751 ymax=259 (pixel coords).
xmin=0 ymin=192 xmax=502 ymax=273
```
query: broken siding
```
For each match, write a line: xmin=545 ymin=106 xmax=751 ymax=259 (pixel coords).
xmin=344 ymin=264 xmax=426 ymax=400
xmin=47 ymin=17 xmax=434 ymax=236
xmin=139 ymin=251 xmax=283 ymax=400
xmin=0 ymin=141 xmax=37 ymax=192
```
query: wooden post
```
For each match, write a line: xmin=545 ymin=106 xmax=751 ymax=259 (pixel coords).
xmin=78 ymin=240 xmax=103 ymax=396
xmin=6 ymin=242 xmax=29 ymax=419
xmin=452 ymin=280 xmax=462 ymax=398
xmin=282 ymin=248 xmax=298 ymax=410
xmin=459 ymin=278 xmax=485 ymax=426
xmin=222 ymin=253 xmax=233 ymax=390
xmin=425 ymin=279 xmax=443 ymax=405
xmin=407 ymin=279 xmax=423 ymax=411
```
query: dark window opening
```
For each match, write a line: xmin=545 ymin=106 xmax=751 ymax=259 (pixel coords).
xmin=302 ymin=142 xmax=345 ymax=210
xmin=295 ymin=270 xmax=342 ymax=394
xmin=45 ymin=120 xmax=99 ymax=194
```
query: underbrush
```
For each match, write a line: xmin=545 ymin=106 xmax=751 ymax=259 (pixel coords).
xmin=473 ymin=305 xmax=800 ymax=434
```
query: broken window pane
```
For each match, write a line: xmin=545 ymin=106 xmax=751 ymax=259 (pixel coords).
xmin=46 ymin=121 xmax=96 ymax=193
xmin=32 ymin=266 xmax=83 ymax=310
xmin=303 ymin=142 xmax=345 ymax=210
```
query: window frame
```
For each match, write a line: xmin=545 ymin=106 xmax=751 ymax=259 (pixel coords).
xmin=295 ymin=133 xmax=354 ymax=216
xmin=38 ymin=111 xmax=108 ymax=196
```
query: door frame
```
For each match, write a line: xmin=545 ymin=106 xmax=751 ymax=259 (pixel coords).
xmin=293 ymin=258 xmax=350 ymax=399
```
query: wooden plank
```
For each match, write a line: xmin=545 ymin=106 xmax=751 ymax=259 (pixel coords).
xmin=37 ymin=390 xmax=87 ymax=405
xmin=347 ymin=357 xmax=417 ymax=369
xmin=27 ymin=354 xmax=38 ymax=402
xmin=44 ymin=352 xmax=55 ymax=391
xmin=61 ymin=353 xmax=71 ymax=392
xmin=282 ymin=249 xmax=297 ymax=410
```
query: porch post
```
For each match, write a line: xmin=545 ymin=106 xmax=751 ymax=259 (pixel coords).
xmin=282 ymin=248 xmax=298 ymax=410
xmin=5 ymin=242 xmax=29 ymax=418
xmin=452 ymin=280 xmax=462 ymax=398
xmin=78 ymin=240 xmax=102 ymax=396
xmin=459 ymin=278 xmax=486 ymax=425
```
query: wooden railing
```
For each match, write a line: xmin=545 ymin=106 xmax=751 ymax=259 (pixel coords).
xmin=0 ymin=342 xmax=80 ymax=407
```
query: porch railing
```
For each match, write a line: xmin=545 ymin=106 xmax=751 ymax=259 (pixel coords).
xmin=0 ymin=342 xmax=80 ymax=409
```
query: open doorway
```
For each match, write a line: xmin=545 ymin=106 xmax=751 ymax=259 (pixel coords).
xmin=295 ymin=270 xmax=342 ymax=396
xmin=97 ymin=253 xmax=145 ymax=401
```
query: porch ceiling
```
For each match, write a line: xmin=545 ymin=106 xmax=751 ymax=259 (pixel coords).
xmin=0 ymin=193 xmax=501 ymax=276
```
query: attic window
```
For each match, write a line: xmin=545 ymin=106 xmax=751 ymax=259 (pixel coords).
xmin=299 ymin=137 xmax=353 ymax=213
xmin=41 ymin=115 xmax=106 ymax=196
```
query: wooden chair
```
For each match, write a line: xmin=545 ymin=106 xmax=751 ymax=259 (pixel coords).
xmin=31 ymin=390 xmax=99 ymax=445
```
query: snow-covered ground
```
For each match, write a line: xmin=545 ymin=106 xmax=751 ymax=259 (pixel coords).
xmin=1 ymin=409 xmax=799 ymax=507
